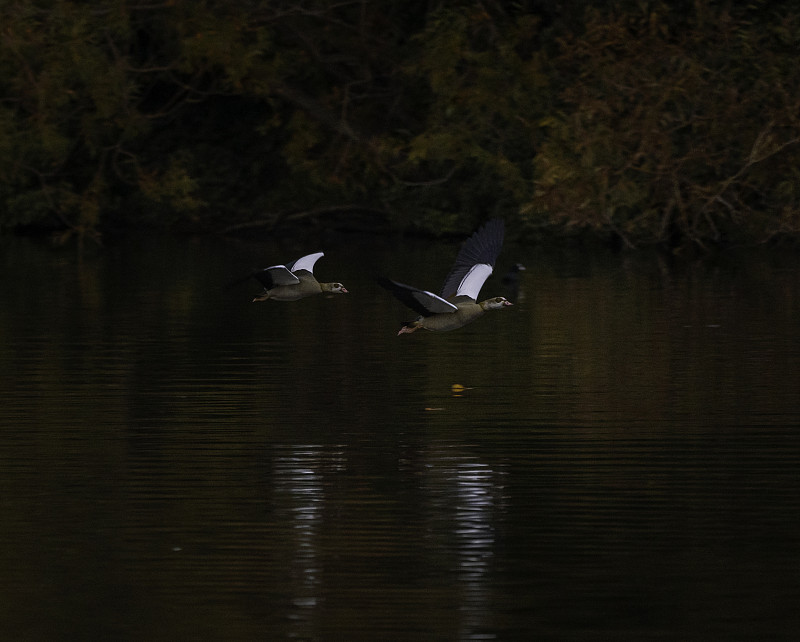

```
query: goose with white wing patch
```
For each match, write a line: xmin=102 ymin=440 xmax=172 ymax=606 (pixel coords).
xmin=248 ymin=252 xmax=348 ymax=301
xmin=378 ymin=219 xmax=512 ymax=335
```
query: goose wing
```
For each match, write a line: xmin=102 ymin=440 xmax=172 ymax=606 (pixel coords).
xmin=253 ymin=265 xmax=300 ymax=289
xmin=451 ymin=264 xmax=494 ymax=301
xmin=440 ymin=219 xmax=504 ymax=301
xmin=377 ymin=277 xmax=457 ymax=316
xmin=287 ymin=252 xmax=324 ymax=275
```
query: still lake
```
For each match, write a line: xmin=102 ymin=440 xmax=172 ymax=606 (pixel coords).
xmin=1 ymin=232 xmax=799 ymax=640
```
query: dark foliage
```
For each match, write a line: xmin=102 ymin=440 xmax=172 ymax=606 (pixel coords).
xmin=1 ymin=0 xmax=799 ymax=247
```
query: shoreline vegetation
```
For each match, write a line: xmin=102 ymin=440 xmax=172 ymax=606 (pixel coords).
xmin=2 ymin=1 xmax=800 ymax=250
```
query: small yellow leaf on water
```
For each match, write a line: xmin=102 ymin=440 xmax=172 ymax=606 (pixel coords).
xmin=451 ymin=384 xmax=466 ymax=393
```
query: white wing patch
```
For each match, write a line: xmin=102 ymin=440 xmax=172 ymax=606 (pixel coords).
xmin=264 ymin=265 xmax=301 ymax=286
xmin=413 ymin=290 xmax=458 ymax=314
xmin=456 ymin=263 xmax=493 ymax=300
xmin=291 ymin=252 xmax=324 ymax=274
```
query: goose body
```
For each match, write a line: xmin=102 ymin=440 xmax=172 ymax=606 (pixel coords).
xmin=378 ymin=219 xmax=512 ymax=334
xmin=250 ymin=252 xmax=347 ymax=301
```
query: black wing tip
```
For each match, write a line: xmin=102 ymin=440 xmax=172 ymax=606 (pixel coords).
xmin=376 ymin=276 xmax=402 ymax=292
xmin=464 ymin=218 xmax=505 ymax=254
xmin=378 ymin=276 xmax=420 ymax=291
xmin=439 ymin=218 xmax=506 ymax=298
xmin=251 ymin=268 xmax=275 ymax=288
xmin=481 ymin=217 xmax=504 ymax=229
xmin=475 ymin=217 xmax=505 ymax=242
xmin=377 ymin=276 xmax=435 ymax=317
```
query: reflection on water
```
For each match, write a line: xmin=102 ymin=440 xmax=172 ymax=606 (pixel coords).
xmin=271 ymin=445 xmax=346 ymax=636
xmin=1 ymin=235 xmax=800 ymax=639
xmin=420 ymin=448 xmax=507 ymax=640
xmin=265 ymin=443 xmax=508 ymax=639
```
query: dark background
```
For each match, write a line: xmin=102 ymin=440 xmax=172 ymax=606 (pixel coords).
xmin=2 ymin=1 xmax=800 ymax=249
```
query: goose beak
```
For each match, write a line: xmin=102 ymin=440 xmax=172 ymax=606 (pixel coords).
xmin=504 ymin=300 xmax=513 ymax=306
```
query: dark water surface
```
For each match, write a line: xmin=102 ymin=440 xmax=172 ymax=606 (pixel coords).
xmin=1 ymin=234 xmax=799 ymax=640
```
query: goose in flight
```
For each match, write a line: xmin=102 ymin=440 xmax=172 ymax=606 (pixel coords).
xmin=246 ymin=252 xmax=347 ymax=301
xmin=378 ymin=219 xmax=512 ymax=334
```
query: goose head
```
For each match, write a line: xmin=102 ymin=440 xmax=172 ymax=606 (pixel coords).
xmin=481 ymin=296 xmax=513 ymax=310
xmin=321 ymin=282 xmax=348 ymax=294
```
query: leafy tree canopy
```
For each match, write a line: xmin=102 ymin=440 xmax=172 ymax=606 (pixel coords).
xmin=1 ymin=0 xmax=799 ymax=248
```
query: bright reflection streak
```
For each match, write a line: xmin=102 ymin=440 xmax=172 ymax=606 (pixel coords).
xmin=271 ymin=445 xmax=346 ymax=629
xmin=454 ymin=461 xmax=502 ymax=640
xmin=421 ymin=446 xmax=507 ymax=640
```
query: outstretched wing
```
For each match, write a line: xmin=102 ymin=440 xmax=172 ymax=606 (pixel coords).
xmin=287 ymin=252 xmax=324 ymax=275
xmin=377 ymin=277 xmax=457 ymax=317
xmin=453 ymin=264 xmax=494 ymax=301
xmin=227 ymin=252 xmax=323 ymax=291
xmin=253 ymin=265 xmax=300 ymax=289
xmin=440 ymin=219 xmax=505 ymax=300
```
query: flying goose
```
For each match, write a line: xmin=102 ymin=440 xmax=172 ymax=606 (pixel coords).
xmin=378 ymin=219 xmax=512 ymax=334
xmin=247 ymin=252 xmax=347 ymax=301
